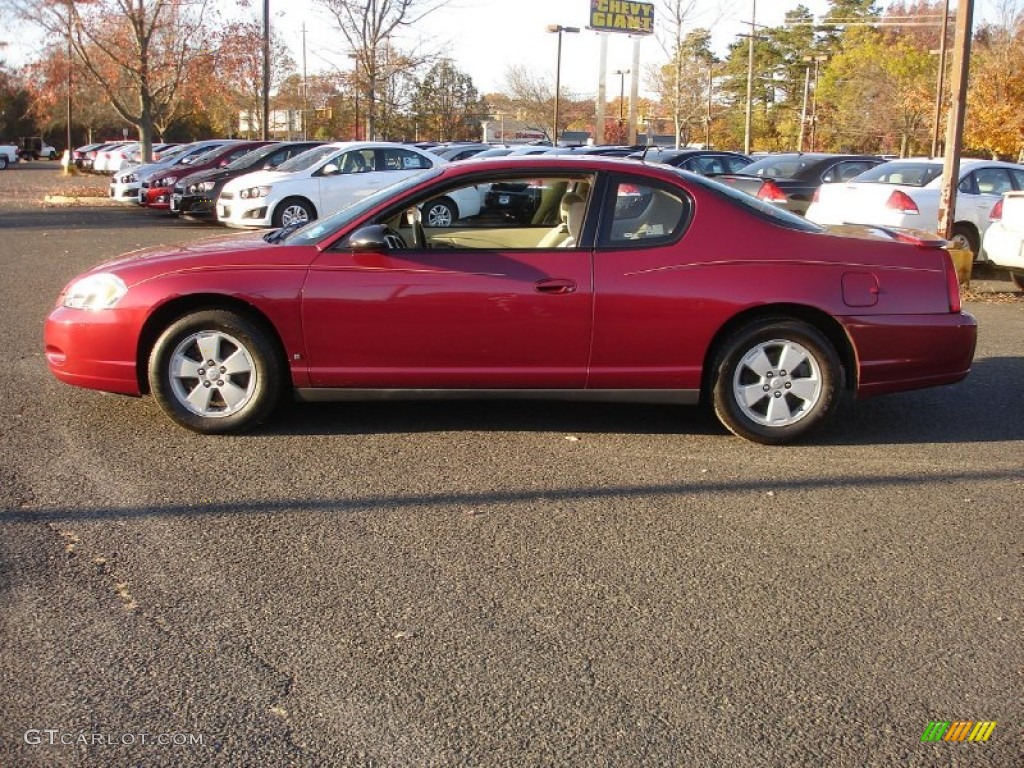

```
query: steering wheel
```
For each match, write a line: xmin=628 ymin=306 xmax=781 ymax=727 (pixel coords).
xmin=380 ymin=227 xmax=407 ymax=249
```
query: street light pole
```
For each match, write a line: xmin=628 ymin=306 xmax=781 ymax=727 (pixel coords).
xmin=547 ymin=24 xmax=579 ymax=146
xmin=262 ymin=0 xmax=270 ymax=140
xmin=66 ymin=2 xmax=73 ymax=163
xmin=613 ymin=68 xmax=629 ymax=129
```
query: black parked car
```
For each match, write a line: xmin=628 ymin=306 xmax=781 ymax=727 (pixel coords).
xmin=630 ymin=147 xmax=753 ymax=175
xmin=171 ymin=141 xmax=325 ymax=219
xmin=712 ymin=152 xmax=884 ymax=215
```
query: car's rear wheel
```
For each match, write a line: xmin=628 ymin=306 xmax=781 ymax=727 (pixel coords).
xmin=0 ymin=156 xmax=7 ymax=170
xmin=274 ymin=197 xmax=315 ymax=228
xmin=711 ymin=318 xmax=841 ymax=444
xmin=423 ymin=198 xmax=456 ymax=227
xmin=950 ymin=223 xmax=980 ymax=261
xmin=148 ymin=310 xmax=283 ymax=434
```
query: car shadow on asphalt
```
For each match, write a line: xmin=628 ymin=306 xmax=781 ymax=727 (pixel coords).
xmin=260 ymin=356 xmax=1022 ymax=445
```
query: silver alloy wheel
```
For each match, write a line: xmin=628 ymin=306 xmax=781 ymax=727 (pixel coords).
xmin=168 ymin=330 xmax=258 ymax=418
xmin=425 ymin=201 xmax=454 ymax=227
xmin=732 ymin=338 xmax=823 ymax=427
xmin=279 ymin=202 xmax=311 ymax=227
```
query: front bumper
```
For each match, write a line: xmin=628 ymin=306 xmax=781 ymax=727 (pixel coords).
xmin=143 ymin=185 xmax=172 ymax=208
xmin=44 ymin=306 xmax=145 ymax=395
xmin=217 ymin=197 xmax=272 ymax=228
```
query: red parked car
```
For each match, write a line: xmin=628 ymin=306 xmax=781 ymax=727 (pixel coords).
xmin=138 ymin=141 xmax=273 ymax=209
xmin=44 ymin=157 xmax=976 ymax=443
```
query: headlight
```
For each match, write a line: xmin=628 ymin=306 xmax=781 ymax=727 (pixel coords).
xmin=62 ymin=273 xmax=128 ymax=310
xmin=157 ymin=175 xmax=178 ymax=186
xmin=240 ymin=186 xmax=271 ymax=199
xmin=125 ymin=173 xmax=137 ymax=183
xmin=189 ymin=181 xmax=215 ymax=194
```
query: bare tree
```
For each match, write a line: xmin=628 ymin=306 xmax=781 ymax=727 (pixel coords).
xmin=652 ymin=0 xmax=707 ymax=147
xmin=312 ymin=0 xmax=448 ymax=140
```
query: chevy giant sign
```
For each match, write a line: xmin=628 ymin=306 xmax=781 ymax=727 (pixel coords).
xmin=590 ymin=0 xmax=654 ymax=35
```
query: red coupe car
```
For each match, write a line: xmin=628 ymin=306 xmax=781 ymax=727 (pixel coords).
xmin=45 ymin=157 xmax=977 ymax=443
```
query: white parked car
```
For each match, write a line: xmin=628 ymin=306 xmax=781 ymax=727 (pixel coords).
xmin=216 ymin=141 xmax=478 ymax=229
xmin=982 ymin=191 xmax=1024 ymax=290
xmin=806 ymin=157 xmax=1024 ymax=258
xmin=108 ymin=141 xmax=228 ymax=203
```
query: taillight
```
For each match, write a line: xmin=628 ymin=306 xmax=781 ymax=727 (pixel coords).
xmin=758 ymin=180 xmax=788 ymax=204
xmin=943 ymin=250 xmax=962 ymax=313
xmin=989 ymin=198 xmax=1003 ymax=221
xmin=811 ymin=187 xmax=821 ymax=203
xmin=886 ymin=190 xmax=919 ymax=214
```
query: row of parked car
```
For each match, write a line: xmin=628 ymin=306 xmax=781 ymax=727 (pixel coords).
xmin=85 ymin=138 xmax=1024 ymax=287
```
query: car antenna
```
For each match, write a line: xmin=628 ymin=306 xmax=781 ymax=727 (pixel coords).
xmin=640 ymin=145 xmax=661 ymax=164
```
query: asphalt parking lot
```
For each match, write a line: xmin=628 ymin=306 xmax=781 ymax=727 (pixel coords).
xmin=1 ymin=161 xmax=1021 ymax=767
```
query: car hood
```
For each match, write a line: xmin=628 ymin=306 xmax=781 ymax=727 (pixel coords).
xmin=88 ymin=231 xmax=319 ymax=286
xmin=223 ymin=169 xmax=295 ymax=190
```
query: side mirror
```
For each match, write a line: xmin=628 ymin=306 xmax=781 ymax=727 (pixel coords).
xmin=322 ymin=162 xmax=340 ymax=176
xmin=346 ymin=224 xmax=404 ymax=251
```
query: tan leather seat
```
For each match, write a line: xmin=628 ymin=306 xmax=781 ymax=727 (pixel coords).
xmin=538 ymin=191 xmax=585 ymax=247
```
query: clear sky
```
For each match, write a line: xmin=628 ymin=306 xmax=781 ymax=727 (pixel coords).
xmin=292 ymin=0 xmax=835 ymax=98
xmin=2 ymin=0 xmax=1001 ymax=101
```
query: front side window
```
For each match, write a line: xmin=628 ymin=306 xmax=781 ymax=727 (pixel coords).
xmin=973 ymin=167 xmax=1014 ymax=196
xmin=352 ymin=174 xmax=597 ymax=251
xmin=822 ymin=160 xmax=878 ymax=183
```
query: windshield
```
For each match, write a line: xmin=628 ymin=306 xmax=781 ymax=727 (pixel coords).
xmin=180 ymin=144 xmax=230 ymax=165
xmin=683 ymin=170 xmax=825 ymax=233
xmin=224 ymin=144 xmax=278 ymax=170
xmin=283 ymin=169 xmax=443 ymax=246
xmin=276 ymin=145 xmax=340 ymax=173
xmin=849 ymin=162 xmax=943 ymax=187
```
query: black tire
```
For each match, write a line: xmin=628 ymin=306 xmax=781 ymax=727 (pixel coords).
xmin=0 ymin=156 xmax=7 ymax=170
xmin=273 ymin=197 xmax=316 ymax=228
xmin=148 ymin=310 xmax=284 ymax=434
xmin=711 ymin=318 xmax=841 ymax=445
xmin=950 ymin=223 xmax=980 ymax=261
xmin=1010 ymin=272 xmax=1024 ymax=292
xmin=423 ymin=198 xmax=457 ymax=227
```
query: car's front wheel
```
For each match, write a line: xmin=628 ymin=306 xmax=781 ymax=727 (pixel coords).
xmin=274 ymin=197 xmax=315 ymax=228
xmin=0 ymin=156 xmax=8 ymax=170
xmin=711 ymin=318 xmax=841 ymax=444
xmin=148 ymin=310 xmax=284 ymax=434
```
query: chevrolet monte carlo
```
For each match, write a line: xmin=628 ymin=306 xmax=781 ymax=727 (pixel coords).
xmin=45 ymin=157 xmax=977 ymax=444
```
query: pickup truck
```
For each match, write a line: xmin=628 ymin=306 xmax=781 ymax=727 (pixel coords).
xmin=17 ymin=137 xmax=58 ymax=160
xmin=0 ymin=144 xmax=18 ymax=169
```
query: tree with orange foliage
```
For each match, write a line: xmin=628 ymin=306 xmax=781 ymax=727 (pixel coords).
xmin=8 ymin=0 xmax=218 ymax=162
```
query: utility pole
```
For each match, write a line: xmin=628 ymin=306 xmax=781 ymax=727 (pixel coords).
xmin=743 ymin=0 xmax=756 ymax=155
xmin=930 ymin=0 xmax=951 ymax=157
xmin=937 ymin=0 xmax=974 ymax=242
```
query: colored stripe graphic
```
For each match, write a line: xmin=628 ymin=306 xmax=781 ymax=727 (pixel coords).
xmin=944 ymin=721 xmax=972 ymax=741
xmin=921 ymin=720 xmax=996 ymax=742
xmin=921 ymin=722 xmax=949 ymax=741
xmin=968 ymin=722 xmax=997 ymax=742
